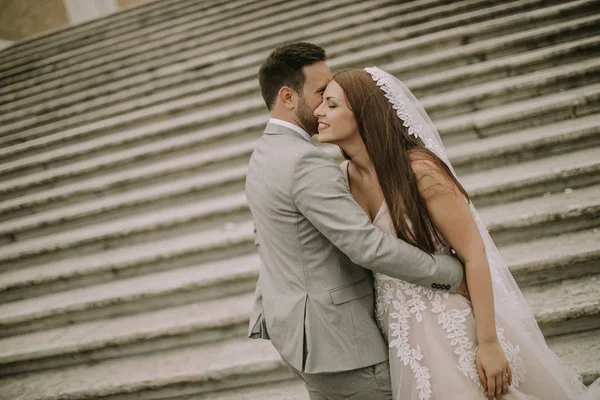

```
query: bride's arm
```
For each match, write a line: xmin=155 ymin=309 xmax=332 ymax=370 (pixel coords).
xmin=412 ymin=158 xmax=511 ymax=399
xmin=412 ymin=159 xmax=496 ymax=343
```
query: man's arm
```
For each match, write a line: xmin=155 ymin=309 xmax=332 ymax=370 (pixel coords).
xmin=290 ymin=149 xmax=463 ymax=292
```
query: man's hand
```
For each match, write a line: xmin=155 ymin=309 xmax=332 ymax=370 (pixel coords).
xmin=457 ymin=268 xmax=470 ymax=300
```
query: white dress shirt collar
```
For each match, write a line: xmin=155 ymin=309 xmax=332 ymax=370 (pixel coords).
xmin=269 ymin=118 xmax=311 ymax=142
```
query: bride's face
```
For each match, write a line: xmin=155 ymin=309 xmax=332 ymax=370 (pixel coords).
xmin=314 ymin=80 xmax=360 ymax=145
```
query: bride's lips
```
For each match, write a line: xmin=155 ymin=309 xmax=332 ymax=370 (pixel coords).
xmin=318 ymin=121 xmax=330 ymax=132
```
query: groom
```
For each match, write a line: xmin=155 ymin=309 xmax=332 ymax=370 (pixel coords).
xmin=246 ymin=42 xmax=466 ymax=400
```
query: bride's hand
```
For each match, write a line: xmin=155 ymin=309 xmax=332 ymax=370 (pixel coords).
xmin=476 ymin=340 xmax=512 ymax=400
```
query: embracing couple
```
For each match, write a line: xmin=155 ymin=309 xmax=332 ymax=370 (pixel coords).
xmin=246 ymin=42 xmax=597 ymax=400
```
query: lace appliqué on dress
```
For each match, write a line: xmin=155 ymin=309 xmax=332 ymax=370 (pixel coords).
xmin=377 ymin=278 xmax=433 ymax=400
xmin=375 ymin=253 xmax=526 ymax=399
xmin=432 ymin=292 xmax=480 ymax=385
xmin=497 ymin=327 xmax=526 ymax=388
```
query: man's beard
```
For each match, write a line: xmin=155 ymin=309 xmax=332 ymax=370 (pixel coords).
xmin=296 ymin=96 xmax=319 ymax=136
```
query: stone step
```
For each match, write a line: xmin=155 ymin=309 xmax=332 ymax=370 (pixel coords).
xmin=328 ymin=0 xmax=599 ymax=68
xmin=0 ymin=222 xmax=256 ymax=301
xmin=1 ymin=71 xmax=598 ymax=197
xmin=405 ymin=35 xmax=600 ymax=97
xmin=0 ymin=326 xmax=597 ymax=400
xmin=0 ymin=23 xmax=596 ymax=158
xmin=0 ymin=0 xmax=334 ymax=84
xmin=0 ymin=164 xmax=248 ymax=244
xmin=1 ymin=17 xmax=597 ymax=163
xmin=0 ymin=85 xmax=267 ymax=162
xmin=1 ymin=211 xmax=596 ymax=307
xmin=0 ymin=290 xmax=255 ymax=370
xmin=1 ymin=113 xmax=598 ymax=224
xmin=0 ymin=0 xmax=404 ymax=116
xmin=0 ymin=257 xmax=258 ymax=339
xmin=500 ymin=227 xmax=600 ymax=287
xmin=8 ymin=208 xmax=254 ymax=271
xmin=0 ymin=115 xmax=265 ymax=201
xmin=0 ymin=0 xmax=596 ymax=397
xmin=0 ymin=276 xmax=256 ymax=354
xmin=0 ymin=191 xmax=252 ymax=268
xmin=0 ymin=232 xmax=258 ymax=300
xmin=0 ymin=137 xmax=594 ymax=252
xmin=0 ymin=0 xmax=262 ymax=75
xmin=0 ymin=0 xmax=230 ymax=66
xmin=0 ymin=267 xmax=596 ymax=375
xmin=0 ymin=221 xmax=257 ymax=300
xmin=0 ymin=78 xmax=264 ymax=163
xmin=0 ymin=47 xmax=600 ymax=179
xmin=1 ymin=83 xmax=598 ymax=209
xmin=0 ymin=139 xmax=597 ymax=250
xmin=3 ymin=10 xmax=596 ymax=143
xmin=328 ymin=0 xmax=594 ymax=61
xmin=447 ymin=114 xmax=600 ymax=174
xmin=423 ymin=57 xmax=600 ymax=120
xmin=0 ymin=0 xmax=391 ymax=87
xmin=0 ymin=41 xmax=14 ymax=52
xmin=0 ymin=0 xmax=437 ymax=101
xmin=1 ymin=0 xmax=591 ymax=119
xmin=0 ymin=176 xmax=598 ymax=281
xmin=375 ymin=12 xmax=600 ymax=83
xmin=480 ymin=184 xmax=600 ymax=245
xmin=522 ymin=275 xmax=600 ymax=337
xmin=461 ymin=146 xmax=600 ymax=206
xmin=3 ymin=33 xmax=599 ymax=136
xmin=0 ymin=139 xmax=256 ymax=223
xmin=4 ymin=52 xmax=599 ymax=152
xmin=0 ymin=78 xmax=261 ymax=142
xmin=0 ymin=191 xmax=252 ymax=267
xmin=0 ymin=336 xmax=291 ymax=400
xmin=438 ymin=81 xmax=600 ymax=144
xmin=0 ymin=0 xmax=569 ymax=122
xmin=546 ymin=329 xmax=600 ymax=386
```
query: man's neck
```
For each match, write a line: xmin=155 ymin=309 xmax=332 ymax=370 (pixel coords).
xmin=269 ymin=112 xmax=295 ymax=125
xmin=269 ymin=117 xmax=311 ymax=142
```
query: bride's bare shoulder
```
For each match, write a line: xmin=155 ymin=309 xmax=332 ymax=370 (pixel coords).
xmin=408 ymin=150 xmax=458 ymax=199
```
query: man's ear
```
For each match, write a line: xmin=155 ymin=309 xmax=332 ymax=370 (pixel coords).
xmin=277 ymin=86 xmax=296 ymax=110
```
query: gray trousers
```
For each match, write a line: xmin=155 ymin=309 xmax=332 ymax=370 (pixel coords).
xmin=284 ymin=360 xmax=393 ymax=400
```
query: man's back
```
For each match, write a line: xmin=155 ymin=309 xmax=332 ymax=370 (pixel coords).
xmin=246 ymin=122 xmax=388 ymax=373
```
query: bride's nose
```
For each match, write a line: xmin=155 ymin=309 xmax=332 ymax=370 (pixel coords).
xmin=314 ymin=103 xmax=325 ymax=117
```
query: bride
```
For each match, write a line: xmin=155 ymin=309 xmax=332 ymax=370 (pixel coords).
xmin=314 ymin=67 xmax=600 ymax=400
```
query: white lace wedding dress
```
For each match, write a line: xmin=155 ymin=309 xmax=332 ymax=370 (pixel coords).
xmin=340 ymin=160 xmax=594 ymax=400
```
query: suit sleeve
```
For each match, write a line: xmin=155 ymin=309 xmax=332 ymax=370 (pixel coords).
xmin=290 ymin=149 xmax=463 ymax=292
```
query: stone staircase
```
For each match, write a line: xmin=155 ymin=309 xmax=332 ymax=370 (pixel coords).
xmin=0 ymin=0 xmax=598 ymax=398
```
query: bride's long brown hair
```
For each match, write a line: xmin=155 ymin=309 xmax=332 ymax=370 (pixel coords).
xmin=334 ymin=69 xmax=470 ymax=254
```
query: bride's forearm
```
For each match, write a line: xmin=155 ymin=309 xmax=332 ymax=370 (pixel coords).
xmin=465 ymin=255 xmax=498 ymax=344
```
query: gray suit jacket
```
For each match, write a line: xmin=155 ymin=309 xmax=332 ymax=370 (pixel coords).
xmin=245 ymin=122 xmax=463 ymax=374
